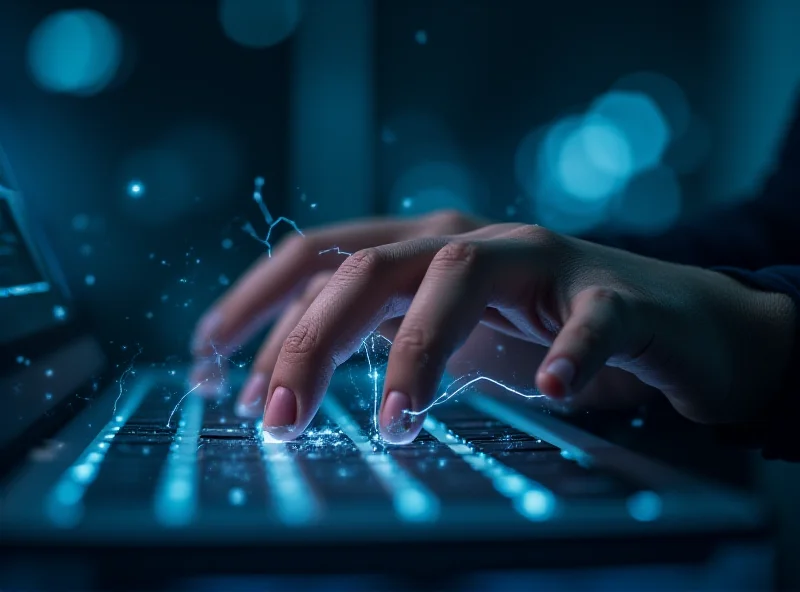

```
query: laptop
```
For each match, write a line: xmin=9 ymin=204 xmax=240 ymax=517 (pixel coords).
xmin=0 ymin=146 xmax=770 ymax=591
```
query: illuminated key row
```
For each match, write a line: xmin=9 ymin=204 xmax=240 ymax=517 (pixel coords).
xmin=154 ymin=393 xmax=205 ymax=527
xmin=45 ymin=377 xmax=152 ymax=528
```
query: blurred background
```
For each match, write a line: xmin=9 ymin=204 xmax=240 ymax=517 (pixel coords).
xmin=1 ymin=0 xmax=799 ymax=586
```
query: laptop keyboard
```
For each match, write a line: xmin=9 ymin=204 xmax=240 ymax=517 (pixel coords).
xmin=50 ymin=373 xmax=643 ymax=528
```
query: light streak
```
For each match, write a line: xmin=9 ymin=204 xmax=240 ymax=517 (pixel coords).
xmin=155 ymin=392 xmax=205 ymax=527
xmin=166 ymin=379 xmax=208 ymax=428
xmin=407 ymin=374 xmax=545 ymax=416
xmin=46 ymin=376 xmax=151 ymax=527
xmin=112 ymin=346 xmax=142 ymax=417
xmin=318 ymin=246 xmax=353 ymax=257
xmin=423 ymin=415 xmax=557 ymax=521
xmin=322 ymin=394 xmax=440 ymax=522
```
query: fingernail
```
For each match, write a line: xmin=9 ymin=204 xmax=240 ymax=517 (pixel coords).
xmin=545 ymin=358 xmax=576 ymax=397
xmin=263 ymin=386 xmax=297 ymax=437
xmin=380 ymin=390 xmax=415 ymax=443
xmin=192 ymin=312 xmax=222 ymax=354
xmin=236 ymin=373 xmax=267 ymax=418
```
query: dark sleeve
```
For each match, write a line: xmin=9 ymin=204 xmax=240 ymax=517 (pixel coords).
xmin=591 ymin=91 xmax=800 ymax=269
xmin=712 ymin=266 xmax=800 ymax=462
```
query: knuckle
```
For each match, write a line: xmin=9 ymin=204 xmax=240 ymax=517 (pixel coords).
xmin=431 ymin=241 xmax=479 ymax=271
xmin=282 ymin=321 xmax=319 ymax=357
xmin=336 ymin=248 xmax=383 ymax=280
xmin=511 ymin=224 xmax=559 ymax=245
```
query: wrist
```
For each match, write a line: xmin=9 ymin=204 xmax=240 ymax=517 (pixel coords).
xmin=704 ymin=270 xmax=796 ymax=422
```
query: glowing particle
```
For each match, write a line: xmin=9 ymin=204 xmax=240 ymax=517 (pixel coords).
xmin=160 ymin=294 xmax=169 ymax=302
xmin=402 ymin=197 xmax=413 ymax=209
xmin=309 ymin=202 xmax=317 ymax=209
xmin=52 ymin=305 xmax=67 ymax=321
xmin=45 ymin=393 xmax=53 ymax=401
xmin=218 ymin=274 xmax=230 ymax=286
xmin=16 ymin=356 xmax=24 ymax=364
xmin=84 ymin=274 xmax=95 ymax=286
xmin=505 ymin=205 xmax=517 ymax=217
xmin=627 ymin=491 xmax=662 ymax=522
xmin=71 ymin=463 xmax=96 ymax=484
xmin=415 ymin=30 xmax=427 ymax=45
xmin=631 ymin=417 xmax=644 ymax=428
xmin=221 ymin=238 xmax=233 ymax=249
xmin=228 ymin=487 xmax=247 ymax=506
xmin=178 ymin=277 xmax=187 ymax=284
xmin=145 ymin=311 xmax=153 ymax=320
xmin=496 ymin=344 xmax=505 ymax=353
xmin=126 ymin=180 xmax=144 ymax=198
xmin=45 ymin=368 xmax=54 ymax=377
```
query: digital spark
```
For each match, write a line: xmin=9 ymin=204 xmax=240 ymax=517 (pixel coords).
xmin=112 ymin=347 xmax=142 ymax=417
xmin=318 ymin=246 xmax=353 ymax=257
xmin=406 ymin=374 xmax=545 ymax=416
xmin=242 ymin=176 xmax=305 ymax=257
xmin=166 ymin=379 xmax=209 ymax=428
xmin=242 ymin=175 xmax=545 ymax=435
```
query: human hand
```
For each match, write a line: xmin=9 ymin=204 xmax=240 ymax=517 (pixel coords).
xmin=193 ymin=213 xmax=795 ymax=444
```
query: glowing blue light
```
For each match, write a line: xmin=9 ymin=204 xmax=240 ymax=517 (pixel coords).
xmin=415 ymin=30 xmax=428 ymax=45
xmin=0 ymin=282 xmax=51 ymax=298
xmin=551 ymin=113 xmax=633 ymax=204
xmin=45 ymin=368 xmax=54 ymax=377
xmin=221 ymin=238 xmax=233 ymax=249
xmin=219 ymin=0 xmax=302 ymax=48
xmin=627 ymin=490 xmax=662 ymax=522
xmin=228 ymin=487 xmax=246 ymax=506
xmin=518 ymin=489 xmax=557 ymax=520
xmin=614 ymin=71 xmax=691 ymax=140
xmin=27 ymin=9 xmax=122 ymax=96
xmin=84 ymin=274 xmax=96 ymax=286
xmin=52 ymin=305 xmax=67 ymax=321
xmin=126 ymin=180 xmax=144 ymax=198
xmin=589 ymin=91 xmax=670 ymax=174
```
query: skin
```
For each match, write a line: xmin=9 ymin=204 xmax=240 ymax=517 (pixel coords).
xmin=192 ymin=211 xmax=796 ymax=444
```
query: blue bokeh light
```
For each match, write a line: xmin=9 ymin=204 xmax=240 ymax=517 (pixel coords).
xmin=589 ymin=91 xmax=670 ymax=174
xmin=219 ymin=0 xmax=302 ymax=49
xmin=27 ymin=9 xmax=123 ymax=96
xmin=126 ymin=180 xmax=145 ymax=199
xmin=614 ymin=71 xmax=692 ymax=140
xmin=626 ymin=490 xmax=663 ymax=522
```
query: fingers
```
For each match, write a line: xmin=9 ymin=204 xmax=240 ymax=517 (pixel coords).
xmin=235 ymin=272 xmax=333 ymax=417
xmin=191 ymin=218 xmax=429 ymax=357
xmin=380 ymin=242 xmax=494 ymax=443
xmin=263 ymin=239 xmax=446 ymax=440
xmin=535 ymin=287 xmax=631 ymax=399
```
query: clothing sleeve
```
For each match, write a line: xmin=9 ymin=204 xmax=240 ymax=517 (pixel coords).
xmin=590 ymin=91 xmax=800 ymax=270
xmin=712 ymin=267 xmax=800 ymax=462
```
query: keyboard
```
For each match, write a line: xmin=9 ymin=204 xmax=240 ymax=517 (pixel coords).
xmin=39 ymin=367 xmax=649 ymax=533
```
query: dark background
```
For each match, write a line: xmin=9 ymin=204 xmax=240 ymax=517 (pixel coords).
xmin=0 ymin=0 xmax=735 ymax=363
xmin=1 ymin=0 xmax=800 ymax=588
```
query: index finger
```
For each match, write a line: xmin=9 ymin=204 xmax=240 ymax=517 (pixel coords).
xmin=191 ymin=217 xmax=430 ymax=356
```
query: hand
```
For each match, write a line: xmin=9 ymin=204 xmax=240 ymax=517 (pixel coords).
xmin=193 ymin=213 xmax=795 ymax=444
